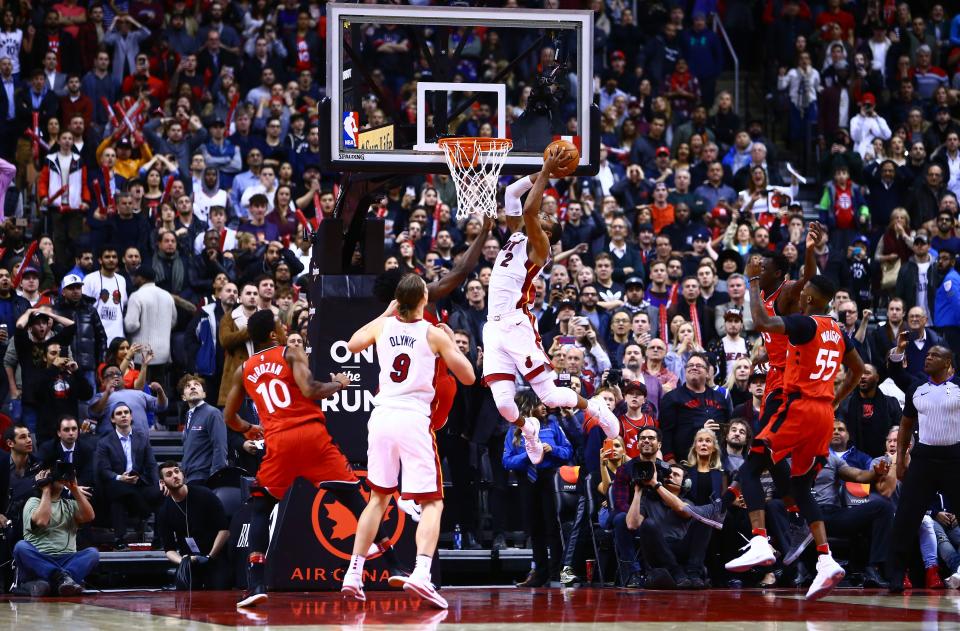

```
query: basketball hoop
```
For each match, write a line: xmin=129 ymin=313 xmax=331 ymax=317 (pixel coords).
xmin=438 ymin=137 xmax=512 ymax=220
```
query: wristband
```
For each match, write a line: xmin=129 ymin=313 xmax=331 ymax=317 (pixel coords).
xmin=749 ymin=276 xmax=760 ymax=283
xmin=654 ymin=482 xmax=664 ymax=490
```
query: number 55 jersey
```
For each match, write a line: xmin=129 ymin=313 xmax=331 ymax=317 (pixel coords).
xmin=757 ymin=314 xmax=854 ymax=476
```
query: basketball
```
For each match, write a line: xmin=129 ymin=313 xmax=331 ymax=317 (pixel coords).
xmin=544 ymin=139 xmax=579 ymax=177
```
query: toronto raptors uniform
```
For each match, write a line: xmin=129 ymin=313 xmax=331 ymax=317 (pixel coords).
xmin=482 ymin=232 xmax=551 ymax=385
xmin=367 ymin=316 xmax=444 ymax=501
xmin=758 ymin=315 xmax=851 ymax=476
xmin=758 ymin=282 xmax=789 ymax=426
xmin=242 ymin=346 xmax=356 ymax=497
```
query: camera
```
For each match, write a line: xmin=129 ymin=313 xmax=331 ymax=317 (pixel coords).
xmin=36 ymin=460 xmax=76 ymax=487
xmin=630 ymin=459 xmax=672 ymax=486
xmin=605 ymin=368 xmax=622 ymax=387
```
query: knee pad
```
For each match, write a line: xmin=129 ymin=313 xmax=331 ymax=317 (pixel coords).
xmin=489 ymin=379 xmax=519 ymax=423
xmin=530 ymin=374 xmax=578 ymax=409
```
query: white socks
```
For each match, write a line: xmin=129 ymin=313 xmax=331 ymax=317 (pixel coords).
xmin=348 ymin=553 xmax=365 ymax=576
xmin=413 ymin=554 xmax=433 ymax=581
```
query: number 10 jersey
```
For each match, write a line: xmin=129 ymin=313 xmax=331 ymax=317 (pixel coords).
xmin=242 ymin=345 xmax=328 ymax=433
xmin=374 ymin=316 xmax=438 ymax=417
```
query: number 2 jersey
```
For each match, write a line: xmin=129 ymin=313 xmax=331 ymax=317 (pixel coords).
xmin=488 ymin=232 xmax=545 ymax=317
xmin=782 ymin=314 xmax=852 ymax=400
xmin=242 ymin=345 xmax=325 ymax=435
xmin=374 ymin=316 xmax=438 ymax=418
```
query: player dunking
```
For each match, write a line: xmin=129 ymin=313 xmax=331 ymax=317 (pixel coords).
xmin=487 ymin=148 xmax=620 ymax=464
xmin=341 ymin=274 xmax=476 ymax=608
xmin=727 ymin=264 xmax=865 ymax=600
xmin=224 ymin=310 xmax=402 ymax=608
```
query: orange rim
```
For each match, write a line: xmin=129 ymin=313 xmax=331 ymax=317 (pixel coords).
xmin=438 ymin=137 xmax=512 ymax=167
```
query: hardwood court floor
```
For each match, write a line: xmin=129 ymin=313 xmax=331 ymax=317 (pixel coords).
xmin=2 ymin=587 xmax=959 ymax=629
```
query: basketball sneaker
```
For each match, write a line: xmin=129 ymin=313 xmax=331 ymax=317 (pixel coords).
xmin=805 ymin=554 xmax=845 ymax=600
xmin=236 ymin=586 xmax=268 ymax=608
xmin=398 ymin=575 xmax=449 ymax=609
xmin=397 ymin=498 xmax=422 ymax=522
xmin=783 ymin=521 xmax=814 ymax=566
xmin=588 ymin=397 xmax=620 ymax=438
xmin=522 ymin=417 xmax=544 ymax=464
xmin=341 ymin=571 xmax=366 ymax=602
xmin=724 ymin=535 xmax=776 ymax=572
xmin=945 ymin=568 xmax=960 ymax=589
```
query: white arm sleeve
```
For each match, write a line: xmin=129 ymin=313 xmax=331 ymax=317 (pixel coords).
xmin=504 ymin=175 xmax=534 ymax=216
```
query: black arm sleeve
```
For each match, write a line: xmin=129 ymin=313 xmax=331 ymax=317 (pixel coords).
xmin=782 ymin=314 xmax=818 ymax=346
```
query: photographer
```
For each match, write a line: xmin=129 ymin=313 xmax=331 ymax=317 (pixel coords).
xmin=627 ymin=461 xmax=723 ymax=590
xmin=610 ymin=426 xmax=663 ymax=587
xmin=29 ymin=342 xmax=94 ymax=446
xmin=158 ymin=462 xmax=230 ymax=590
xmin=12 ymin=462 xmax=98 ymax=596
xmin=850 ymin=93 xmax=891 ymax=159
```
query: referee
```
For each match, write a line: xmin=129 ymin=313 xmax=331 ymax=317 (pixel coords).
xmin=888 ymin=345 xmax=960 ymax=592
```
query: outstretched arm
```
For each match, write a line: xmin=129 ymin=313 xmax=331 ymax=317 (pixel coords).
xmin=524 ymin=149 xmax=560 ymax=266
xmin=779 ymin=221 xmax=822 ymax=309
xmin=428 ymin=217 xmax=492 ymax=302
xmin=346 ymin=300 xmax=396 ymax=353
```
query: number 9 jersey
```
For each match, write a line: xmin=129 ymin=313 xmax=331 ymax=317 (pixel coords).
xmin=374 ymin=316 xmax=438 ymax=418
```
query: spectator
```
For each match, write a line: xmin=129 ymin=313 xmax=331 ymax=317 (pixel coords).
xmin=95 ymin=403 xmax=162 ymax=549
xmin=37 ymin=415 xmax=96 ymax=489
xmin=933 ymin=249 xmax=960 ymax=350
xmin=54 ymin=274 xmax=106 ymax=393
xmin=158 ymin=461 xmax=231 ymax=590
xmin=895 ymin=234 xmax=939 ymax=316
xmin=778 ymin=51 xmax=820 ymax=146
xmin=887 ymin=307 xmax=944 ymax=382
xmin=178 ymin=375 xmax=227 ymax=484
xmin=13 ymin=307 xmax=75 ymax=434
xmin=850 ymin=93 xmax=892 ymax=158
xmin=659 ymin=352 xmax=732 ymax=462
xmin=88 ymin=364 xmax=167 ymax=436
xmin=811 ymin=446 xmax=893 ymax=589
xmin=0 ymin=424 xmax=39 ymax=541
xmin=13 ymin=462 xmax=97 ymax=596
xmin=81 ymin=247 xmax=128 ymax=345
xmin=838 ymin=364 xmax=903 ymax=459
xmin=124 ymin=266 xmax=177 ymax=385
xmin=503 ymin=390 xmax=571 ymax=587
xmin=29 ymin=341 xmax=93 ymax=446
xmin=619 ymin=380 xmax=658 ymax=457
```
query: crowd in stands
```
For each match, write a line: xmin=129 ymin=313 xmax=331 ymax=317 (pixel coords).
xmin=0 ymin=0 xmax=957 ymax=594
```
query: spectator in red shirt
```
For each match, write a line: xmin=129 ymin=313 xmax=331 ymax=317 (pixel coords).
xmin=815 ymin=0 xmax=855 ymax=44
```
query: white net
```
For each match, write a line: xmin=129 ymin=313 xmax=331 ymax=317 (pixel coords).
xmin=438 ymin=137 xmax=513 ymax=220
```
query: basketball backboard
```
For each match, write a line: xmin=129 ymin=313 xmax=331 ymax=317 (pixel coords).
xmin=322 ymin=3 xmax=598 ymax=176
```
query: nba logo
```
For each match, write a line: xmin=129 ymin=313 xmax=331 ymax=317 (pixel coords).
xmin=343 ymin=112 xmax=359 ymax=148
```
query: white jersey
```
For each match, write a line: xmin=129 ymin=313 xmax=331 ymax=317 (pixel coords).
xmin=374 ymin=316 xmax=437 ymax=417
xmin=488 ymin=232 xmax=546 ymax=317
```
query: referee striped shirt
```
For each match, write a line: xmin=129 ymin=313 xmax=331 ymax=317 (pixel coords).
xmin=902 ymin=375 xmax=960 ymax=446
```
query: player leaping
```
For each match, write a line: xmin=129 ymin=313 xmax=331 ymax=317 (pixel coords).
xmin=487 ymin=147 xmax=620 ymax=465
xmin=727 ymin=262 xmax=866 ymax=601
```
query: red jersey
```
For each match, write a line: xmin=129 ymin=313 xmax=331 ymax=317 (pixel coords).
xmin=783 ymin=315 xmax=847 ymax=400
xmin=242 ymin=345 xmax=324 ymax=435
xmin=760 ymin=282 xmax=789 ymax=370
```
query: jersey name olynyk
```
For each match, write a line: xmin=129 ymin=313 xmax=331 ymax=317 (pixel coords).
xmin=388 ymin=335 xmax=417 ymax=348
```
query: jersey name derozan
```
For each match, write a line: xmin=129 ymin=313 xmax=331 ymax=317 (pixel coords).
xmin=488 ymin=232 xmax=546 ymax=316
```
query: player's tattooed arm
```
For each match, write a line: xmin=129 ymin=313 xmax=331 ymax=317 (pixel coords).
xmin=429 ymin=216 xmax=492 ymax=302
xmin=745 ymin=258 xmax=786 ymax=334
xmin=288 ymin=344 xmax=350 ymax=399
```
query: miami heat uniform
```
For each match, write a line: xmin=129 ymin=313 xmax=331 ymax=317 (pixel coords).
xmin=758 ymin=314 xmax=851 ymax=476
xmin=482 ymin=231 xmax=551 ymax=386
xmin=242 ymin=346 xmax=356 ymax=498
xmin=423 ymin=308 xmax=457 ymax=430
xmin=758 ymin=282 xmax=789 ymax=427
xmin=367 ymin=316 xmax=444 ymax=501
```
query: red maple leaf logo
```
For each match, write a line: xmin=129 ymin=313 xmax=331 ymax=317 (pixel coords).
xmin=323 ymin=492 xmax=395 ymax=542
